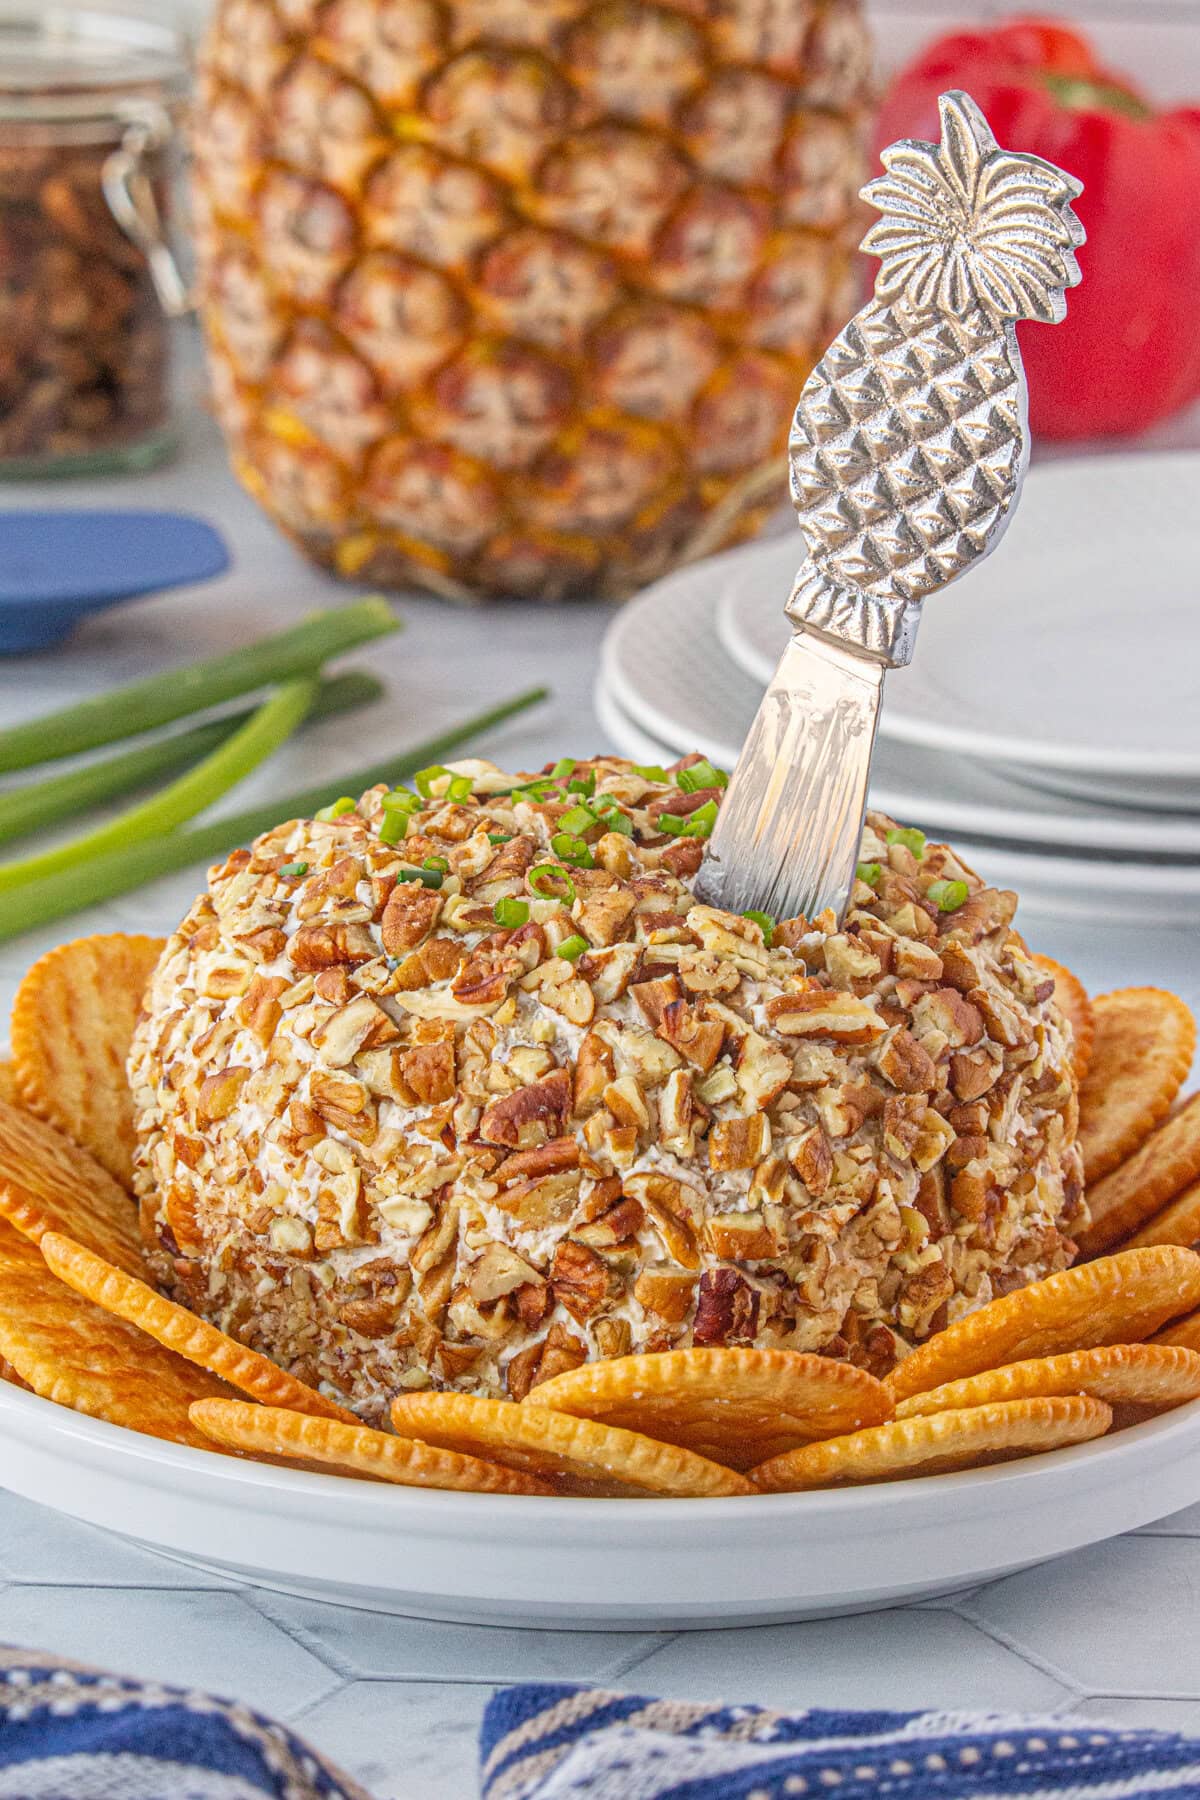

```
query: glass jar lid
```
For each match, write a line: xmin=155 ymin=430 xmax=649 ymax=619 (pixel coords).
xmin=0 ymin=4 xmax=189 ymax=125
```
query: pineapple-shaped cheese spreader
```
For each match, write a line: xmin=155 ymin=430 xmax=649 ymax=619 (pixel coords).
xmin=696 ymin=90 xmax=1084 ymax=923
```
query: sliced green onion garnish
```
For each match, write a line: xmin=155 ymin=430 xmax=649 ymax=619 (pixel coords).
xmin=377 ymin=809 xmax=408 ymax=845
xmin=856 ymin=861 xmax=882 ymax=888
xmin=446 ymin=773 xmax=473 ymax=803
xmin=557 ymin=803 xmax=597 ymax=837
xmin=315 ymin=796 xmax=356 ymax=821
xmin=742 ymin=909 xmax=775 ymax=947
xmin=599 ymin=807 xmax=632 ymax=837
xmin=550 ymin=757 xmax=576 ymax=781
xmin=886 ymin=827 xmax=926 ymax=859
xmin=677 ymin=759 xmax=728 ymax=793
xmin=658 ymin=800 xmax=718 ymax=839
xmin=381 ymin=787 xmax=420 ymax=812
xmin=529 ymin=863 xmax=575 ymax=903
xmin=567 ymin=771 xmax=596 ymax=797
xmin=927 ymin=877 xmax=969 ymax=912
xmin=422 ymin=855 xmax=449 ymax=874
xmin=413 ymin=765 xmax=447 ymax=798
xmin=488 ymin=832 xmax=512 ymax=845
xmin=556 ymin=934 xmax=588 ymax=962
xmin=396 ymin=866 xmax=443 ymax=889
xmin=550 ymin=832 xmax=595 ymax=868
xmin=493 ymin=896 xmax=529 ymax=927
xmin=278 ymin=860 xmax=308 ymax=878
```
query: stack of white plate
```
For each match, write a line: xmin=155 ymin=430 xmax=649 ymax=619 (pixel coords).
xmin=597 ymin=451 xmax=1200 ymax=925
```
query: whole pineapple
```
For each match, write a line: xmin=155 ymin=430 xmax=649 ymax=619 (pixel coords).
xmin=192 ymin=0 xmax=872 ymax=601
xmin=787 ymin=89 xmax=1084 ymax=658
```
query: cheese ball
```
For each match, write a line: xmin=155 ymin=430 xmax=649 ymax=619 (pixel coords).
xmin=129 ymin=757 xmax=1086 ymax=1422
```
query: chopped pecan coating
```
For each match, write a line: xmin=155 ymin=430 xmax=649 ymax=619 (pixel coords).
xmin=129 ymin=759 xmax=1081 ymax=1419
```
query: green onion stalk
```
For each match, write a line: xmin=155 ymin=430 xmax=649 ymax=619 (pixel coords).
xmin=0 ymin=671 xmax=383 ymax=850
xmin=0 ymin=687 xmax=547 ymax=943
xmin=0 ymin=598 xmax=397 ymax=774
xmin=0 ymin=677 xmax=320 ymax=892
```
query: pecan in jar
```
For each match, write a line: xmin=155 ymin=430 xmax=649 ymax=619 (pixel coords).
xmin=0 ymin=7 xmax=189 ymax=474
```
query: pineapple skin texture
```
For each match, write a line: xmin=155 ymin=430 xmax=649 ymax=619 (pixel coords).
xmin=192 ymin=0 xmax=872 ymax=601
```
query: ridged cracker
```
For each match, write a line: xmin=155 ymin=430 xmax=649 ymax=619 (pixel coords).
xmin=1033 ymin=954 xmax=1094 ymax=1082
xmin=524 ymin=1347 xmax=893 ymax=1470
xmin=1077 ymin=989 xmax=1195 ymax=1185
xmin=886 ymin=1246 xmax=1200 ymax=1403
xmin=1077 ymin=1095 xmax=1200 ymax=1257
xmin=11 ymin=934 xmax=164 ymax=1187
xmin=894 ymin=1343 xmax=1200 ymax=1421
xmin=41 ymin=1231 xmax=356 ymax=1425
xmin=0 ymin=1095 xmax=145 ymax=1276
xmin=1154 ymin=1310 xmax=1200 ymax=1353
xmin=751 ymin=1396 xmax=1112 ymax=1491
xmin=190 ymin=1397 xmax=554 ymax=1494
xmin=1126 ymin=1179 xmax=1200 ymax=1252
xmin=390 ymin=1391 xmax=755 ymax=1496
xmin=0 ymin=1220 xmax=228 ymax=1449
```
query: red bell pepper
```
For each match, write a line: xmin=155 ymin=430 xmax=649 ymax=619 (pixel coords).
xmin=875 ymin=19 xmax=1200 ymax=439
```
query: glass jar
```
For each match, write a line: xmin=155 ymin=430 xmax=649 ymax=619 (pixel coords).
xmin=0 ymin=4 xmax=190 ymax=476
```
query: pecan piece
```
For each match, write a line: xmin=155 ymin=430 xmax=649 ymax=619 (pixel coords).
xmin=789 ymin=1124 xmax=832 ymax=1197
xmin=196 ymin=1067 xmax=250 ymax=1123
xmin=950 ymin=1046 xmax=1002 ymax=1101
xmin=478 ymin=1067 xmax=572 ymax=1147
xmin=634 ymin=1268 xmax=696 ymax=1325
xmin=505 ymin=1322 xmax=586 ymax=1401
xmin=574 ymin=1031 xmax=615 ymax=1115
xmin=381 ymin=882 xmax=442 ymax=955
xmin=709 ymin=1113 xmax=769 ymax=1171
xmin=692 ymin=1268 xmax=759 ymax=1346
xmin=658 ymin=998 xmax=723 ymax=1072
xmin=661 ymin=837 xmax=704 ymax=878
xmin=493 ymin=1137 xmax=580 ymax=1184
xmin=705 ymin=1212 xmax=776 ymax=1260
xmin=397 ymin=1039 xmax=456 ymax=1104
xmin=551 ymin=1239 xmax=614 ymax=1323
xmin=238 ymin=974 xmax=287 ymax=1047
xmin=630 ymin=973 xmax=682 ymax=1028
xmin=764 ymin=989 xmax=886 ymax=1044
xmin=392 ymin=936 xmax=462 ymax=990
xmin=288 ymin=921 xmax=377 ymax=970
xmin=875 ymin=1027 xmax=937 ymax=1094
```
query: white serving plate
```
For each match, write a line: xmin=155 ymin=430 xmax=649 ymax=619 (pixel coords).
xmin=718 ymin=452 xmax=1200 ymax=803
xmin=4 ymin=1378 xmax=1200 ymax=1628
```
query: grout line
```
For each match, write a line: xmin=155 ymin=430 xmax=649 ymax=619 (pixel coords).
xmin=278 ymin=1673 xmax=349 ymax=1727
xmin=597 ymin=1633 xmax=682 ymax=1685
xmin=948 ymin=1603 xmax=1085 ymax=1699
xmin=238 ymin=1588 xmax=363 ymax=1683
xmin=3 ymin=1580 xmax=238 ymax=1594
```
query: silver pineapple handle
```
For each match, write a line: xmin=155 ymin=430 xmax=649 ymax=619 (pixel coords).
xmin=695 ymin=92 xmax=1084 ymax=925
xmin=786 ymin=90 xmax=1085 ymax=669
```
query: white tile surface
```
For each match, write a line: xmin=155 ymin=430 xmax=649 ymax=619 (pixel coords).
xmin=245 ymin=1590 xmax=670 ymax=1686
xmin=962 ymin=1538 xmax=1200 ymax=1695
xmin=292 ymin=1682 xmax=493 ymax=1800
xmin=620 ymin=1609 xmax=1073 ymax=1714
xmin=4 ymin=334 xmax=1200 ymax=1800
xmin=0 ymin=1585 xmax=341 ymax=1719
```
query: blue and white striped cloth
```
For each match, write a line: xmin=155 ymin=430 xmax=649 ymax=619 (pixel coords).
xmin=6 ymin=1649 xmax=1200 ymax=1800
xmin=0 ymin=1647 xmax=368 ymax=1799
xmin=479 ymin=1685 xmax=1200 ymax=1800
